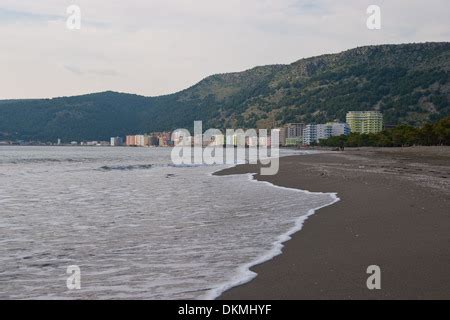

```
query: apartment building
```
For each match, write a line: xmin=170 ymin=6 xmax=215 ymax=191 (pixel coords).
xmin=303 ymin=122 xmax=351 ymax=145
xmin=346 ymin=111 xmax=383 ymax=134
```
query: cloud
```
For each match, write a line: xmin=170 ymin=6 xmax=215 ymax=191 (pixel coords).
xmin=0 ymin=0 xmax=449 ymax=99
xmin=63 ymin=65 xmax=121 ymax=77
xmin=0 ymin=8 xmax=62 ymax=23
xmin=63 ymin=65 xmax=84 ymax=76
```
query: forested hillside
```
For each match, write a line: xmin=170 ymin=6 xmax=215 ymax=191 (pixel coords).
xmin=1 ymin=42 xmax=449 ymax=141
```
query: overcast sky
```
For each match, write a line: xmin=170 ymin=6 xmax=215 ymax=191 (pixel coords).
xmin=1 ymin=0 xmax=449 ymax=99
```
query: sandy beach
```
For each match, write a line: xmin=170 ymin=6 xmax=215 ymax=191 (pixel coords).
xmin=215 ymin=146 xmax=450 ymax=299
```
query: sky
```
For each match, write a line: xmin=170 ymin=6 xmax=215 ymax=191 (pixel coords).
xmin=0 ymin=0 xmax=449 ymax=99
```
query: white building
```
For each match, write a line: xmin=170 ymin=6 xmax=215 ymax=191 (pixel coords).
xmin=303 ymin=124 xmax=323 ymax=145
xmin=328 ymin=122 xmax=351 ymax=136
xmin=303 ymin=122 xmax=350 ymax=145
xmin=110 ymin=137 xmax=123 ymax=146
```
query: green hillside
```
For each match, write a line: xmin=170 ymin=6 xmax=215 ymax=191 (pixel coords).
xmin=1 ymin=42 xmax=449 ymax=141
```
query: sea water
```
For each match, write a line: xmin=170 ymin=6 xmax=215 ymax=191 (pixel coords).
xmin=0 ymin=146 xmax=337 ymax=299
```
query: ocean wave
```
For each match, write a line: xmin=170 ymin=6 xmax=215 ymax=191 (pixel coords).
xmin=1 ymin=158 xmax=83 ymax=165
xmin=98 ymin=164 xmax=154 ymax=171
xmin=97 ymin=163 xmax=210 ymax=171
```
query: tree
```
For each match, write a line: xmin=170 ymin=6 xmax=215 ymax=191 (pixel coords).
xmin=434 ymin=116 xmax=450 ymax=145
xmin=317 ymin=116 xmax=450 ymax=147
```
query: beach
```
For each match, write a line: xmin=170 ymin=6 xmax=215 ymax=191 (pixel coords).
xmin=216 ymin=146 xmax=450 ymax=299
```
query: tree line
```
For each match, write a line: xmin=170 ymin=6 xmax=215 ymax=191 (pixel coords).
xmin=319 ymin=116 xmax=450 ymax=148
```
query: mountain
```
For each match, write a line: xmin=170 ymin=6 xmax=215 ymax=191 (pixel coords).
xmin=1 ymin=42 xmax=450 ymax=142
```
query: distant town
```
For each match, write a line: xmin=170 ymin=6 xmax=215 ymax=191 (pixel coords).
xmin=0 ymin=111 xmax=383 ymax=148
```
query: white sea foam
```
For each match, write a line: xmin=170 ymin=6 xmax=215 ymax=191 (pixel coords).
xmin=203 ymin=171 xmax=339 ymax=299
xmin=0 ymin=146 xmax=338 ymax=300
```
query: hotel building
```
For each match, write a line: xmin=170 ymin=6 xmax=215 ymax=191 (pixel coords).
xmin=303 ymin=122 xmax=351 ymax=145
xmin=126 ymin=135 xmax=137 ymax=146
xmin=285 ymin=123 xmax=305 ymax=146
xmin=125 ymin=135 xmax=145 ymax=146
xmin=135 ymin=135 xmax=145 ymax=147
xmin=346 ymin=111 xmax=383 ymax=134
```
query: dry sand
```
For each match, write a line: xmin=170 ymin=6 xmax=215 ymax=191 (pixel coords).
xmin=215 ymin=146 xmax=450 ymax=299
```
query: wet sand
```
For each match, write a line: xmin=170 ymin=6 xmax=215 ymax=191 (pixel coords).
xmin=215 ymin=147 xmax=450 ymax=299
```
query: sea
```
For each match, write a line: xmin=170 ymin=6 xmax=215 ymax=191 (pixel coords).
xmin=0 ymin=146 xmax=338 ymax=299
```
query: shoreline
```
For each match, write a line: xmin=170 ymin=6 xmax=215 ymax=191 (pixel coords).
xmin=205 ymin=169 xmax=340 ymax=299
xmin=215 ymin=146 xmax=450 ymax=299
